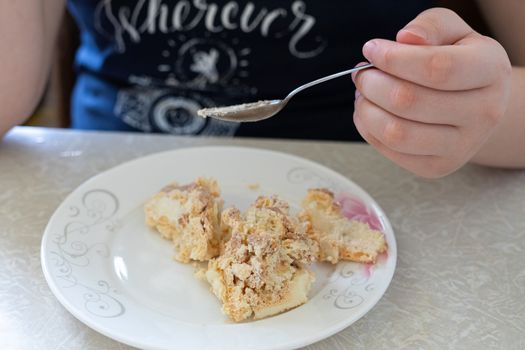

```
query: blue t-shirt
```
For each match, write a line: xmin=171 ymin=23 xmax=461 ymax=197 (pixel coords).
xmin=68 ymin=0 xmax=433 ymax=140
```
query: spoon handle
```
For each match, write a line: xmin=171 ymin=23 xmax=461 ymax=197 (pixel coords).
xmin=284 ymin=63 xmax=374 ymax=102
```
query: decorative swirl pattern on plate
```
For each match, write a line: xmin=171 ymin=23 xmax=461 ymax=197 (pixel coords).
xmin=324 ymin=262 xmax=375 ymax=310
xmin=334 ymin=289 xmax=364 ymax=309
xmin=48 ymin=189 xmax=125 ymax=318
xmin=84 ymin=281 xmax=125 ymax=318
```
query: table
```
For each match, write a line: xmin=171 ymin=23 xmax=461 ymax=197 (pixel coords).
xmin=1 ymin=126 xmax=524 ymax=350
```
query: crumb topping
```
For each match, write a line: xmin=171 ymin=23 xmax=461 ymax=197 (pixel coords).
xmin=144 ymin=177 xmax=223 ymax=262
xmin=206 ymin=195 xmax=318 ymax=321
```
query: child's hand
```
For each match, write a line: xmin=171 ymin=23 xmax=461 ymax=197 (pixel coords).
xmin=352 ymin=8 xmax=512 ymax=178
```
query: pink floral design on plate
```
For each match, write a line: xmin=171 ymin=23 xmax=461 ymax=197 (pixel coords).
xmin=335 ymin=193 xmax=383 ymax=231
xmin=335 ymin=193 xmax=387 ymax=279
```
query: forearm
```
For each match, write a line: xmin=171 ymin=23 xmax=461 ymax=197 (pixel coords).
xmin=471 ymin=66 xmax=525 ymax=168
xmin=0 ymin=0 xmax=65 ymax=137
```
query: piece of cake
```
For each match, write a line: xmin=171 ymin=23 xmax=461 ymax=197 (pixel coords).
xmin=299 ymin=189 xmax=386 ymax=264
xmin=144 ymin=177 xmax=222 ymax=263
xmin=206 ymin=196 xmax=319 ymax=322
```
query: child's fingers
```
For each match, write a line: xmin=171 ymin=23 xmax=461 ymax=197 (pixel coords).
xmin=362 ymin=38 xmax=504 ymax=91
xmin=354 ymin=95 xmax=460 ymax=156
xmin=353 ymin=113 xmax=457 ymax=178
xmin=353 ymin=68 xmax=496 ymax=126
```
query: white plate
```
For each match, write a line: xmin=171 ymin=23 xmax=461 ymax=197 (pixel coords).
xmin=41 ymin=146 xmax=396 ymax=350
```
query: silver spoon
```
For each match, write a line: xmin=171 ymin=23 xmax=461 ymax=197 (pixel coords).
xmin=197 ymin=63 xmax=374 ymax=122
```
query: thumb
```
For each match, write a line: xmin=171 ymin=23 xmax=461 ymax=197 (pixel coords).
xmin=396 ymin=7 xmax=475 ymax=46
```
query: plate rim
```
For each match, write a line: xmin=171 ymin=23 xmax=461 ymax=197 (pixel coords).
xmin=41 ymin=145 xmax=397 ymax=350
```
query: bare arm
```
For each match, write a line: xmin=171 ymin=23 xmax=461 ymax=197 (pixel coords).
xmin=0 ymin=0 xmax=66 ymax=138
xmin=471 ymin=0 xmax=525 ymax=167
